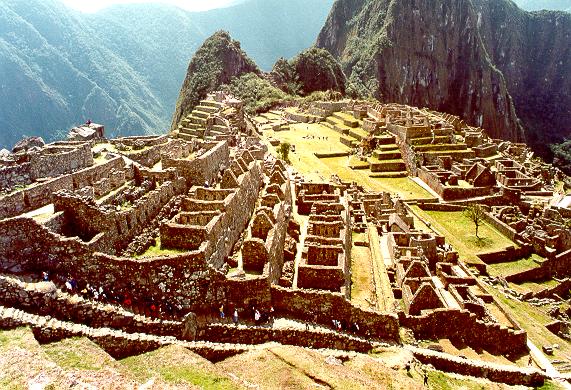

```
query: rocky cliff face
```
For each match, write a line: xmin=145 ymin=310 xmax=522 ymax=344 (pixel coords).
xmin=171 ymin=31 xmax=259 ymax=130
xmin=472 ymin=0 xmax=571 ymax=156
xmin=317 ymin=0 xmax=571 ymax=154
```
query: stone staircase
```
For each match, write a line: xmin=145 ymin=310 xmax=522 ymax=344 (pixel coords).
xmin=369 ymin=135 xmax=407 ymax=178
xmin=407 ymin=132 xmax=475 ymax=162
xmin=176 ymin=100 xmax=225 ymax=141
xmin=0 ymin=274 xmax=184 ymax=339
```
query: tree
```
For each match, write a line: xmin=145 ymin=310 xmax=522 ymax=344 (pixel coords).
xmin=278 ymin=142 xmax=291 ymax=163
xmin=464 ymin=204 xmax=486 ymax=239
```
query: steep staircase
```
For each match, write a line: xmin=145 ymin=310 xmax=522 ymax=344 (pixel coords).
xmin=176 ymin=100 xmax=225 ymax=141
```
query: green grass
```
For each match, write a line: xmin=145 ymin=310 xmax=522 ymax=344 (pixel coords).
xmin=487 ymin=285 xmax=571 ymax=362
xmin=486 ymin=254 xmax=542 ymax=277
xmin=121 ymin=345 xmax=237 ymax=389
xmin=411 ymin=208 xmax=517 ymax=264
xmin=134 ymin=237 xmax=187 ymax=258
xmin=537 ymin=380 xmax=567 ymax=390
xmin=42 ymin=337 xmax=117 ymax=371
xmin=516 ymin=279 xmax=559 ymax=294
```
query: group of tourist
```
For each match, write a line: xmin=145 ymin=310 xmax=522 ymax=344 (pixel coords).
xmin=40 ymin=271 xmax=181 ymax=320
xmin=218 ymin=304 xmax=275 ymax=327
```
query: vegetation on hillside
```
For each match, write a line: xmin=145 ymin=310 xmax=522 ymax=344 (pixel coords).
xmin=291 ymin=47 xmax=347 ymax=96
xmin=552 ymin=139 xmax=571 ymax=175
xmin=223 ymin=73 xmax=291 ymax=115
xmin=271 ymin=57 xmax=302 ymax=95
xmin=0 ymin=0 xmax=335 ymax=148
xmin=171 ymin=31 xmax=259 ymax=129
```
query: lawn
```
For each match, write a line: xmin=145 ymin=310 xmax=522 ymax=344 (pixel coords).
xmin=486 ymin=254 xmax=543 ymax=277
xmin=265 ymin=122 xmax=433 ymax=200
xmin=350 ymin=245 xmax=375 ymax=309
xmin=410 ymin=208 xmax=517 ymax=264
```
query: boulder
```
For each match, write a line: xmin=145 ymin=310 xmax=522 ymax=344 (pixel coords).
xmin=12 ymin=136 xmax=45 ymax=153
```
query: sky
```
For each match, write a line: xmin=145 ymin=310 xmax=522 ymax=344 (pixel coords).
xmin=61 ymin=0 xmax=239 ymax=13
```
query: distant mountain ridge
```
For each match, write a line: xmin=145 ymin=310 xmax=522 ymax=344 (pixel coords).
xmin=512 ymin=0 xmax=571 ymax=12
xmin=0 ymin=0 xmax=334 ymax=149
xmin=316 ymin=0 xmax=571 ymax=159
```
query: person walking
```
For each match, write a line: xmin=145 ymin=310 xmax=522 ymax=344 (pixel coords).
xmin=232 ymin=309 xmax=239 ymax=326
xmin=219 ymin=304 xmax=225 ymax=321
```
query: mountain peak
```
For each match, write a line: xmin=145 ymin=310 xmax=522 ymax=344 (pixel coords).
xmin=171 ymin=31 xmax=259 ymax=130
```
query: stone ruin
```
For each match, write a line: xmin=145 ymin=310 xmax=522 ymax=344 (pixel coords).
xmin=175 ymin=92 xmax=247 ymax=143
xmin=2 ymin=96 xmax=568 ymax=387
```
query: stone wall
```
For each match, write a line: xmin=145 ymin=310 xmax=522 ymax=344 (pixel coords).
xmin=29 ymin=143 xmax=94 ymax=179
xmin=161 ymin=161 xmax=263 ymax=268
xmin=417 ymin=167 xmax=493 ymax=201
xmin=0 ymin=156 xmax=126 ymax=220
xmin=399 ymin=308 xmax=527 ymax=355
xmin=0 ymin=214 xmax=109 ymax=272
xmin=201 ymin=323 xmax=373 ymax=353
xmin=505 ymin=249 xmax=571 ymax=283
xmin=54 ymin=177 xmax=187 ymax=254
xmin=163 ymin=141 xmax=229 ymax=188
xmin=0 ymin=162 xmax=32 ymax=192
xmin=0 ymin=275 xmax=187 ymax=338
xmin=408 ymin=346 xmax=545 ymax=387
xmin=271 ymin=286 xmax=400 ymax=341
xmin=481 ymin=211 xmax=519 ymax=242
xmin=477 ymin=244 xmax=533 ymax=265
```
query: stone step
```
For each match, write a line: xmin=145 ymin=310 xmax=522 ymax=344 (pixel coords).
xmin=199 ymin=100 xmax=224 ymax=109
xmin=375 ymin=135 xmax=396 ymax=145
xmin=409 ymin=136 xmax=450 ymax=146
xmin=373 ymin=150 xmax=402 ymax=160
xmin=369 ymin=172 xmax=408 ymax=178
xmin=369 ymin=159 xmax=406 ymax=173
xmin=421 ymin=149 xmax=476 ymax=161
xmin=195 ymin=105 xmax=219 ymax=114
xmin=332 ymin=112 xmax=359 ymax=128
xmin=177 ymin=132 xmax=197 ymax=142
xmin=413 ymin=143 xmax=468 ymax=152
xmin=192 ymin=110 xmax=210 ymax=120
xmin=189 ymin=115 xmax=207 ymax=125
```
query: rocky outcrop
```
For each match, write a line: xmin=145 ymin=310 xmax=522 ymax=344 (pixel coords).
xmin=12 ymin=136 xmax=45 ymax=153
xmin=290 ymin=47 xmax=347 ymax=95
xmin=317 ymin=0 xmax=571 ymax=154
xmin=171 ymin=31 xmax=260 ymax=130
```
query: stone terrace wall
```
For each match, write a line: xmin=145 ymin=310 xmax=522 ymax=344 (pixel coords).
xmin=0 ymin=275 xmax=186 ymax=338
xmin=54 ymin=177 xmax=186 ymax=253
xmin=399 ymin=309 xmax=527 ymax=355
xmin=482 ymin=211 xmax=519 ymax=242
xmin=201 ymin=323 xmax=373 ymax=353
xmin=271 ymin=286 xmax=399 ymax=341
xmin=0 ymin=216 xmax=105 ymax=273
xmin=477 ymin=244 xmax=533 ymax=265
xmin=0 ymin=162 xmax=32 ymax=192
xmin=206 ymin=162 xmax=263 ymax=268
xmin=408 ymin=346 xmax=545 ymax=387
xmin=417 ymin=168 xmax=493 ymax=201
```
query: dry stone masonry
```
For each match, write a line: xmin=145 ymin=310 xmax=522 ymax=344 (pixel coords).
xmin=2 ymin=93 xmax=571 ymax=387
